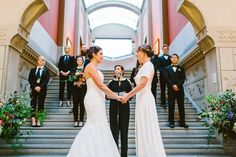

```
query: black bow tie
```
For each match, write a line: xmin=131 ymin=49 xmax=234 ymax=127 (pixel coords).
xmin=172 ymin=65 xmax=177 ymax=67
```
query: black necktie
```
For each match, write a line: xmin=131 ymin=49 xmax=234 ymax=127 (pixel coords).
xmin=36 ymin=68 xmax=41 ymax=79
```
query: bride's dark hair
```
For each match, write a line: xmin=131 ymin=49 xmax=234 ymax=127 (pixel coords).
xmin=86 ymin=46 xmax=102 ymax=60
xmin=137 ymin=44 xmax=153 ymax=57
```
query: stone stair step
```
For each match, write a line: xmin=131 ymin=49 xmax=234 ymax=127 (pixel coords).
xmin=20 ymin=126 xmax=210 ymax=136
xmin=45 ymin=114 xmax=199 ymax=120
xmin=0 ymin=144 xmax=226 ymax=155
xmin=0 ymin=72 xmax=230 ymax=157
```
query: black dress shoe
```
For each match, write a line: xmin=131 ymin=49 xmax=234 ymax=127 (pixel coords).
xmin=179 ymin=122 xmax=189 ymax=128
xmin=169 ymin=122 xmax=175 ymax=128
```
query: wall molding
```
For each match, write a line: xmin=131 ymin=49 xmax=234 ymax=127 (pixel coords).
xmin=179 ymin=45 xmax=204 ymax=69
xmin=22 ymin=45 xmax=58 ymax=76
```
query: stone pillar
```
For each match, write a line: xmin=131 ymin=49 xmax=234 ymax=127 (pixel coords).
xmin=73 ymin=0 xmax=81 ymax=56
xmin=57 ymin=0 xmax=66 ymax=58
xmin=160 ymin=0 xmax=169 ymax=46
xmin=147 ymin=0 xmax=152 ymax=45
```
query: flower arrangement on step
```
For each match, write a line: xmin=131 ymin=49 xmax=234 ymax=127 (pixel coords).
xmin=35 ymin=111 xmax=46 ymax=125
xmin=198 ymin=89 xmax=236 ymax=138
xmin=69 ymin=71 xmax=86 ymax=87
xmin=0 ymin=92 xmax=32 ymax=145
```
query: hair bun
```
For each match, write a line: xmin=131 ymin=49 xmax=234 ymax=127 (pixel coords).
xmin=86 ymin=46 xmax=102 ymax=60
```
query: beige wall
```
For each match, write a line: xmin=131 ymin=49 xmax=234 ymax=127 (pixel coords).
xmin=0 ymin=0 xmax=49 ymax=96
xmin=184 ymin=59 xmax=207 ymax=110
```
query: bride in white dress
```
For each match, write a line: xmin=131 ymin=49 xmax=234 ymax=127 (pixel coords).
xmin=121 ymin=45 xmax=166 ymax=157
xmin=67 ymin=46 xmax=121 ymax=157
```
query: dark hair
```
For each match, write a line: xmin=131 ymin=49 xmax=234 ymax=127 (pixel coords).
xmin=137 ymin=44 xmax=153 ymax=57
xmin=172 ymin=53 xmax=179 ymax=58
xmin=162 ymin=44 xmax=168 ymax=49
xmin=86 ymin=46 xmax=102 ymax=60
xmin=76 ymin=55 xmax=84 ymax=63
xmin=114 ymin=65 xmax=125 ymax=77
xmin=114 ymin=64 xmax=124 ymax=71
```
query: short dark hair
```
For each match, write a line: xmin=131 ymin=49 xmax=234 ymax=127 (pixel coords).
xmin=86 ymin=46 xmax=102 ymax=60
xmin=162 ymin=44 xmax=168 ymax=49
xmin=114 ymin=65 xmax=124 ymax=76
xmin=137 ymin=44 xmax=153 ymax=57
xmin=114 ymin=65 xmax=124 ymax=71
xmin=172 ymin=53 xmax=179 ymax=58
xmin=76 ymin=55 xmax=84 ymax=63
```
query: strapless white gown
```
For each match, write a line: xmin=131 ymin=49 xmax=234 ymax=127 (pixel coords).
xmin=67 ymin=71 xmax=120 ymax=157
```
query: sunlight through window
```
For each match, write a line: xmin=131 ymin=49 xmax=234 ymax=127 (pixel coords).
xmin=95 ymin=39 xmax=133 ymax=58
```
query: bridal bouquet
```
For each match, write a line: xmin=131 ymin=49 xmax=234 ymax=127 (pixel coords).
xmin=69 ymin=71 xmax=86 ymax=87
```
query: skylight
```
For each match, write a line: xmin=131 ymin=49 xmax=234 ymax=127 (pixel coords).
xmin=84 ymin=0 xmax=144 ymax=9
xmin=88 ymin=7 xmax=139 ymax=30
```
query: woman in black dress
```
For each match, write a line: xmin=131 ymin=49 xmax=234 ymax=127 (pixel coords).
xmin=107 ymin=65 xmax=132 ymax=157
xmin=71 ymin=56 xmax=87 ymax=127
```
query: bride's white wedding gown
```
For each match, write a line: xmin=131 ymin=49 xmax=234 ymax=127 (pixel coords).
xmin=67 ymin=71 xmax=120 ymax=157
xmin=135 ymin=61 xmax=166 ymax=157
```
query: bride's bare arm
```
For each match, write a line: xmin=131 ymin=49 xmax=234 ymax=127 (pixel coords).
xmin=85 ymin=65 xmax=119 ymax=100
xmin=122 ymin=76 xmax=148 ymax=103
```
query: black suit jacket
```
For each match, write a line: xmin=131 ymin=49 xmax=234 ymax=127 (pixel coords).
xmin=28 ymin=67 xmax=50 ymax=90
xmin=164 ymin=65 xmax=186 ymax=89
xmin=83 ymin=58 xmax=90 ymax=71
xmin=58 ymin=55 xmax=74 ymax=73
xmin=158 ymin=55 xmax=171 ymax=73
xmin=150 ymin=54 xmax=159 ymax=83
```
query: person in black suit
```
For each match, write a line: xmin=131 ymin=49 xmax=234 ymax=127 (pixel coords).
xmin=28 ymin=56 xmax=50 ymax=127
xmin=107 ymin=65 xmax=132 ymax=157
xmin=164 ymin=54 xmax=188 ymax=129
xmin=80 ymin=44 xmax=90 ymax=69
xmin=130 ymin=60 xmax=140 ymax=87
xmin=150 ymin=49 xmax=159 ymax=102
xmin=58 ymin=45 xmax=74 ymax=107
xmin=158 ymin=44 xmax=171 ymax=109
xmin=71 ymin=56 xmax=87 ymax=127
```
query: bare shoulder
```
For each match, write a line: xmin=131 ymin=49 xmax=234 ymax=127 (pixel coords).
xmin=84 ymin=63 xmax=97 ymax=79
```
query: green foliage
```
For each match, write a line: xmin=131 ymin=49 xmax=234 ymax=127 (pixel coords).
xmin=198 ymin=89 xmax=236 ymax=138
xmin=36 ymin=111 xmax=46 ymax=124
xmin=0 ymin=92 xmax=32 ymax=145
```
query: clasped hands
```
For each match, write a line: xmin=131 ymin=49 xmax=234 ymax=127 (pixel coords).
xmin=60 ymin=71 xmax=70 ymax=77
xmin=115 ymin=94 xmax=129 ymax=104
xmin=172 ymin=84 xmax=180 ymax=91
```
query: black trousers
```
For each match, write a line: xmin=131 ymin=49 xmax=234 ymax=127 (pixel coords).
xmin=168 ymin=87 xmax=185 ymax=123
xmin=72 ymin=85 xmax=86 ymax=122
xmin=30 ymin=89 xmax=47 ymax=117
xmin=160 ymin=72 xmax=167 ymax=105
xmin=109 ymin=102 xmax=130 ymax=157
xmin=59 ymin=76 xmax=72 ymax=101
